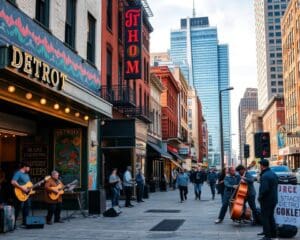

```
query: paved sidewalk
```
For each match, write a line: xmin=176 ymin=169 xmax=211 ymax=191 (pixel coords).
xmin=1 ymin=183 xmax=299 ymax=240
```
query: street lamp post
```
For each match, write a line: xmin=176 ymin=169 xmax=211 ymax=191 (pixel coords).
xmin=219 ymin=87 xmax=234 ymax=170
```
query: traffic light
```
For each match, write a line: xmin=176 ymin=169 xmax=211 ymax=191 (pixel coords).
xmin=254 ymin=132 xmax=270 ymax=158
xmin=244 ymin=144 xmax=250 ymax=159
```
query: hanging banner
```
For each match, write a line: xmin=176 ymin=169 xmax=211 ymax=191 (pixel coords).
xmin=275 ymin=184 xmax=300 ymax=226
xmin=124 ymin=5 xmax=142 ymax=80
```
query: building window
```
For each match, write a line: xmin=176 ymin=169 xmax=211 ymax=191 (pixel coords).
xmin=106 ymin=48 xmax=112 ymax=90
xmin=35 ymin=0 xmax=50 ymax=28
xmin=107 ymin=0 xmax=112 ymax=30
xmin=65 ymin=0 xmax=76 ymax=49
xmin=87 ymin=13 xmax=96 ymax=63
xmin=271 ymin=88 xmax=277 ymax=93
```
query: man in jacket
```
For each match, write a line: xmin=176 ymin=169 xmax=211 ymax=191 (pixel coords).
xmin=44 ymin=170 xmax=64 ymax=224
xmin=215 ymin=166 xmax=240 ymax=223
xmin=191 ymin=166 xmax=207 ymax=200
xmin=235 ymin=165 xmax=260 ymax=225
xmin=207 ymin=167 xmax=218 ymax=200
xmin=123 ymin=166 xmax=134 ymax=207
xmin=176 ymin=169 xmax=189 ymax=203
xmin=257 ymin=159 xmax=278 ymax=240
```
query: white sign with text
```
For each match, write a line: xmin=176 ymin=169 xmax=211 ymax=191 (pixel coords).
xmin=275 ymin=184 xmax=300 ymax=227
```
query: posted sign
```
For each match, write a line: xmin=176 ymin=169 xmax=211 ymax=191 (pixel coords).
xmin=275 ymin=184 xmax=300 ymax=226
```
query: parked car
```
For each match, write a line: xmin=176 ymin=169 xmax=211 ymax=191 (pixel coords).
xmin=295 ymin=168 xmax=300 ymax=184
xmin=270 ymin=165 xmax=297 ymax=184
xmin=248 ymin=170 xmax=258 ymax=181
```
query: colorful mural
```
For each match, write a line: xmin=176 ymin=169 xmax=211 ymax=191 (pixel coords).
xmin=54 ymin=128 xmax=82 ymax=187
xmin=0 ymin=0 xmax=100 ymax=94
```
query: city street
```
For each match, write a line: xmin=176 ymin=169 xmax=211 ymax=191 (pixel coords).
xmin=2 ymin=183 xmax=296 ymax=240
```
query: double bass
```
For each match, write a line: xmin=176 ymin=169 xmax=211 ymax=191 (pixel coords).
xmin=230 ymin=161 xmax=256 ymax=220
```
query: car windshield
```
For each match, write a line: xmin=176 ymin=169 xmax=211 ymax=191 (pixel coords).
xmin=270 ymin=166 xmax=290 ymax=172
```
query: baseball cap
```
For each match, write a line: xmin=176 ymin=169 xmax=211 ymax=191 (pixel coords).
xmin=258 ymin=159 xmax=269 ymax=167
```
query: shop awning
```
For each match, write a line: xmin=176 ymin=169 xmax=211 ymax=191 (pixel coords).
xmin=169 ymin=159 xmax=183 ymax=169
xmin=147 ymin=142 xmax=172 ymax=159
xmin=168 ymin=151 xmax=185 ymax=161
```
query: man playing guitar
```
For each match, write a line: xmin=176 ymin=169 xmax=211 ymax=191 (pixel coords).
xmin=11 ymin=162 xmax=31 ymax=228
xmin=44 ymin=170 xmax=64 ymax=224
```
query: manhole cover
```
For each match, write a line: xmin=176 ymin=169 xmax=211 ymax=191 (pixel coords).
xmin=146 ymin=209 xmax=180 ymax=213
xmin=150 ymin=219 xmax=185 ymax=231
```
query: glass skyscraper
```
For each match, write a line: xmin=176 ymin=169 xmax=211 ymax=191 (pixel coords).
xmin=170 ymin=17 xmax=231 ymax=167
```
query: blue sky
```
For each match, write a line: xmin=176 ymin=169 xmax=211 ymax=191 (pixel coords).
xmin=149 ymin=0 xmax=257 ymax=155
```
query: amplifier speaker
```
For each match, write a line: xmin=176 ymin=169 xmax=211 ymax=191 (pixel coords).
xmin=88 ymin=189 xmax=106 ymax=215
xmin=26 ymin=216 xmax=45 ymax=229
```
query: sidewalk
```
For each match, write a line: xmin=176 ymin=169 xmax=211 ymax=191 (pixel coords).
xmin=1 ymin=183 xmax=298 ymax=240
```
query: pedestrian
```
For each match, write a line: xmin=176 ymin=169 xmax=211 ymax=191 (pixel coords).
xmin=123 ymin=166 xmax=134 ymax=207
xmin=235 ymin=165 xmax=260 ymax=225
xmin=44 ymin=170 xmax=64 ymax=224
xmin=176 ymin=169 xmax=189 ymax=203
xmin=257 ymin=159 xmax=278 ymax=240
xmin=214 ymin=167 xmax=239 ymax=223
xmin=216 ymin=167 xmax=226 ymax=202
xmin=191 ymin=166 xmax=207 ymax=200
xmin=11 ymin=162 xmax=31 ymax=228
xmin=171 ymin=168 xmax=178 ymax=190
xmin=207 ymin=167 xmax=218 ymax=200
xmin=109 ymin=168 xmax=122 ymax=208
xmin=135 ymin=168 xmax=145 ymax=202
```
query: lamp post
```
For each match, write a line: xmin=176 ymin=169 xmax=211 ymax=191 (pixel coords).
xmin=219 ymin=87 xmax=234 ymax=170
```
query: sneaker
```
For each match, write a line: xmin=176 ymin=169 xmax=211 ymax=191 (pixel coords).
xmin=214 ymin=219 xmax=222 ymax=224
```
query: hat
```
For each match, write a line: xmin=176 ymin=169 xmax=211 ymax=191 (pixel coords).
xmin=258 ymin=159 xmax=269 ymax=167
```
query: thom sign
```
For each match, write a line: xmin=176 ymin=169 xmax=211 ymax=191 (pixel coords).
xmin=124 ymin=6 xmax=142 ymax=80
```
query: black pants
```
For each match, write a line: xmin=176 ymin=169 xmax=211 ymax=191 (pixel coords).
xmin=14 ymin=197 xmax=30 ymax=225
xmin=246 ymin=195 xmax=260 ymax=222
xmin=260 ymin=203 xmax=277 ymax=238
xmin=124 ymin=186 xmax=132 ymax=207
xmin=46 ymin=202 xmax=62 ymax=222
xmin=209 ymin=182 xmax=216 ymax=198
xmin=179 ymin=186 xmax=188 ymax=201
xmin=136 ymin=184 xmax=144 ymax=202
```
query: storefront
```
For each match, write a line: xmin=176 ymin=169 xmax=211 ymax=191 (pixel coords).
xmin=279 ymin=146 xmax=300 ymax=169
xmin=0 ymin=1 xmax=112 ymax=206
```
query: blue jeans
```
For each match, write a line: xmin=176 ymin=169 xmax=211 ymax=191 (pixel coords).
xmin=194 ymin=183 xmax=203 ymax=195
xmin=111 ymin=187 xmax=120 ymax=207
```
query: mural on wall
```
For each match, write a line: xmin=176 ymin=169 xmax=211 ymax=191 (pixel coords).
xmin=0 ymin=0 xmax=100 ymax=94
xmin=54 ymin=129 xmax=81 ymax=186
xmin=88 ymin=146 xmax=97 ymax=190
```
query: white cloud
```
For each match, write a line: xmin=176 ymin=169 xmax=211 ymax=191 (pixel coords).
xmin=149 ymin=0 xmax=257 ymax=156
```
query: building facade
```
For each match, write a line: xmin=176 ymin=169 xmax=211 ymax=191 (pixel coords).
xmin=0 ymin=0 xmax=112 ymax=205
xmin=245 ymin=111 xmax=263 ymax=164
xmin=100 ymin=0 xmax=153 ymax=189
xmin=238 ymin=88 xmax=258 ymax=163
xmin=170 ymin=16 xmax=231 ymax=167
xmin=281 ymin=0 xmax=300 ymax=169
xmin=254 ymin=0 xmax=290 ymax=109
xmin=261 ymin=96 xmax=285 ymax=165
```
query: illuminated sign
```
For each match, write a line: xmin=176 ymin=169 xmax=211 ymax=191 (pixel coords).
xmin=124 ymin=6 xmax=142 ymax=80
xmin=10 ymin=46 xmax=65 ymax=90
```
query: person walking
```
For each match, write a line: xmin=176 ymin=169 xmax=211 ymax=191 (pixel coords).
xmin=44 ymin=170 xmax=64 ymax=224
xmin=135 ymin=169 xmax=145 ymax=202
xmin=123 ymin=166 xmax=134 ymax=207
xmin=214 ymin=167 xmax=240 ymax=223
xmin=176 ymin=169 xmax=189 ymax=203
xmin=109 ymin=168 xmax=122 ymax=208
xmin=207 ymin=167 xmax=218 ymax=200
xmin=257 ymin=159 xmax=278 ymax=240
xmin=191 ymin=166 xmax=207 ymax=200
xmin=11 ymin=162 xmax=32 ymax=228
xmin=216 ymin=167 xmax=226 ymax=202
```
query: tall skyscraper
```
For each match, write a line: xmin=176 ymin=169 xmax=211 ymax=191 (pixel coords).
xmin=254 ymin=0 xmax=290 ymax=110
xmin=170 ymin=17 xmax=231 ymax=167
xmin=238 ymin=88 xmax=258 ymax=163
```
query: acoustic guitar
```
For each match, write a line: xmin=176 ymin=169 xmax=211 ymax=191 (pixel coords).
xmin=48 ymin=179 xmax=78 ymax=201
xmin=14 ymin=176 xmax=50 ymax=202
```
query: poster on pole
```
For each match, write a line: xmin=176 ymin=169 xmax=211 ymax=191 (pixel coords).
xmin=275 ymin=184 xmax=300 ymax=226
